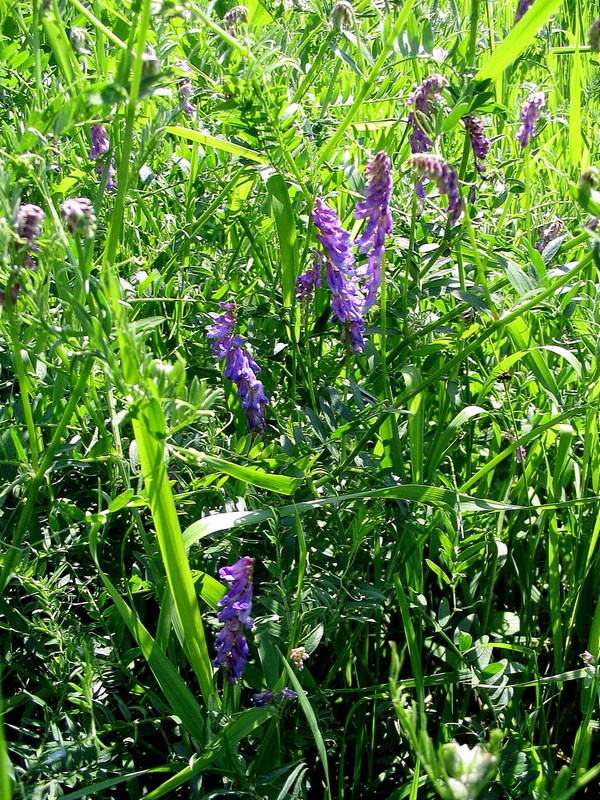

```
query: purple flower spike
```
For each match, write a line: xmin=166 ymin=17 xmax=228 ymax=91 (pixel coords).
xmin=409 ymin=154 xmax=462 ymax=224
xmin=355 ymin=152 xmax=393 ymax=312
xmin=90 ymin=124 xmax=109 ymax=159
xmin=516 ymin=91 xmax=546 ymax=150
xmin=90 ymin=123 xmax=117 ymax=190
xmin=406 ymin=74 xmax=448 ymax=156
xmin=206 ymin=303 xmax=269 ymax=434
xmin=215 ymin=556 xmax=255 ymax=684
xmin=515 ymin=0 xmax=534 ymax=23
xmin=462 ymin=116 xmax=490 ymax=174
xmin=312 ymin=198 xmax=365 ymax=353
xmin=295 ymin=251 xmax=323 ymax=303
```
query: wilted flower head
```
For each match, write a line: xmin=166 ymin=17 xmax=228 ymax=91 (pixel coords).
xmin=296 ymin=251 xmax=323 ymax=302
xmin=69 ymin=26 xmax=89 ymax=54
xmin=206 ymin=303 xmax=269 ymax=434
xmin=515 ymin=91 xmax=546 ymax=149
xmin=441 ymin=741 xmax=498 ymax=800
xmin=535 ymin=216 xmax=564 ymax=252
xmin=224 ymin=5 xmax=248 ymax=36
xmin=176 ymin=60 xmax=195 ymax=116
xmin=409 ymin=154 xmax=462 ymax=224
xmin=354 ymin=151 xmax=393 ymax=311
xmin=61 ymin=197 xmax=97 ymax=238
xmin=214 ymin=556 xmax=255 ymax=684
xmin=462 ymin=116 xmax=490 ymax=175
xmin=588 ymin=17 xmax=600 ymax=51
xmin=312 ymin=198 xmax=365 ymax=353
xmin=142 ymin=52 xmax=160 ymax=78
xmin=331 ymin=0 xmax=354 ymax=31
xmin=16 ymin=204 xmax=45 ymax=250
xmin=580 ymin=166 xmax=600 ymax=191
xmin=290 ymin=646 xmax=309 ymax=669
xmin=406 ymin=74 xmax=448 ymax=156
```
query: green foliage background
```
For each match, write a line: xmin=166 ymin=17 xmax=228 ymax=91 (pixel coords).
xmin=0 ymin=0 xmax=599 ymax=797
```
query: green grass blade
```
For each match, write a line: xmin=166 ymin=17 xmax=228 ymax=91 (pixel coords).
xmin=142 ymin=708 xmax=273 ymax=800
xmin=89 ymin=524 xmax=207 ymax=740
xmin=279 ymin=651 xmax=331 ymax=800
xmin=133 ymin=407 xmax=217 ymax=706
xmin=402 ymin=366 xmax=425 ymax=484
xmin=475 ymin=0 xmax=563 ymax=81
xmin=0 ymin=682 xmax=11 ymax=800
xmin=194 ymin=451 xmax=302 ymax=494
xmin=258 ymin=167 xmax=298 ymax=308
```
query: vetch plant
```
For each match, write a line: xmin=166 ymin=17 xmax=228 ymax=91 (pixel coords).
xmin=206 ymin=302 xmax=269 ymax=433
xmin=516 ymin=91 xmax=546 ymax=149
xmin=355 ymin=151 xmax=393 ymax=312
xmin=214 ymin=556 xmax=255 ymax=684
xmin=409 ymin=154 xmax=462 ymax=224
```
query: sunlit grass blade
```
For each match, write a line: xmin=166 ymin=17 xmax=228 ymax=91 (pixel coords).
xmin=89 ymin=522 xmax=207 ymax=740
xmin=475 ymin=0 xmax=564 ymax=81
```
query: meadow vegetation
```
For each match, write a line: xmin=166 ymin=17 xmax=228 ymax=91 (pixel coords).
xmin=0 ymin=0 xmax=599 ymax=797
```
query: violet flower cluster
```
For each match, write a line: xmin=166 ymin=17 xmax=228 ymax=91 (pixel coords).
xmin=535 ymin=216 xmax=564 ymax=252
xmin=515 ymin=0 xmax=534 ymax=23
xmin=252 ymin=688 xmax=298 ymax=706
xmin=462 ymin=116 xmax=490 ymax=175
xmin=312 ymin=198 xmax=364 ymax=353
xmin=409 ymin=154 xmax=462 ymax=225
xmin=61 ymin=197 xmax=96 ymax=238
xmin=406 ymin=74 xmax=448 ymax=157
xmin=354 ymin=152 xmax=393 ymax=311
xmin=295 ymin=251 xmax=323 ymax=303
xmin=515 ymin=91 xmax=546 ymax=150
xmin=89 ymin=123 xmax=117 ymax=191
xmin=224 ymin=5 xmax=248 ymax=37
xmin=312 ymin=152 xmax=393 ymax=353
xmin=16 ymin=204 xmax=45 ymax=261
xmin=1 ymin=203 xmax=44 ymax=309
xmin=214 ymin=556 xmax=255 ymax=684
xmin=206 ymin=302 xmax=269 ymax=434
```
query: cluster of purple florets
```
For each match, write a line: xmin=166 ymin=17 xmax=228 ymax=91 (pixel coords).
xmin=1 ymin=203 xmax=45 ymax=309
xmin=462 ymin=115 xmax=490 ymax=174
xmin=409 ymin=154 xmax=462 ymax=225
xmin=206 ymin=302 xmax=269 ymax=434
xmin=89 ymin=123 xmax=117 ymax=191
xmin=310 ymin=151 xmax=393 ymax=354
xmin=295 ymin=252 xmax=323 ymax=303
xmin=406 ymin=74 xmax=448 ymax=157
xmin=214 ymin=556 xmax=255 ymax=684
xmin=516 ymin=92 xmax=546 ymax=149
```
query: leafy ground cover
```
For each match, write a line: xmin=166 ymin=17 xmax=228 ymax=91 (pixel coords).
xmin=1 ymin=0 xmax=600 ymax=797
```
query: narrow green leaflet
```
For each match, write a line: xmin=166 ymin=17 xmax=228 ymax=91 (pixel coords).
xmin=166 ymin=125 xmax=267 ymax=163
